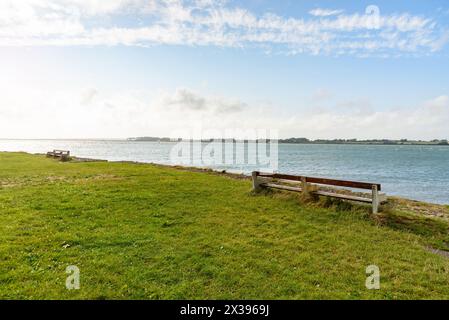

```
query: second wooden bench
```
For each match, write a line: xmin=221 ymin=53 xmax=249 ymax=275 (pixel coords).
xmin=46 ymin=149 xmax=70 ymax=161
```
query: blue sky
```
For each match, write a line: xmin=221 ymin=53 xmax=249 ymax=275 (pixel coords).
xmin=1 ymin=0 xmax=449 ymax=139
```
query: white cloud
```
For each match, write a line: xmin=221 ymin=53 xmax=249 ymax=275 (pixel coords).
xmin=80 ymin=88 xmax=98 ymax=106
xmin=0 ymin=0 xmax=447 ymax=56
xmin=162 ymin=88 xmax=247 ymax=114
xmin=425 ymin=95 xmax=449 ymax=109
xmin=165 ymin=88 xmax=207 ymax=111
xmin=309 ymin=8 xmax=344 ymax=17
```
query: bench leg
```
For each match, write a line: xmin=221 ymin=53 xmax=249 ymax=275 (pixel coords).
xmin=372 ymin=185 xmax=379 ymax=214
xmin=301 ymin=177 xmax=309 ymax=195
xmin=252 ymin=171 xmax=261 ymax=192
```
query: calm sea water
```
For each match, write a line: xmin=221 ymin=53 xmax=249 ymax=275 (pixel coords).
xmin=1 ymin=139 xmax=448 ymax=204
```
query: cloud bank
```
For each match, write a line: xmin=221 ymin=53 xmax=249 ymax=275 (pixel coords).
xmin=1 ymin=87 xmax=448 ymax=139
xmin=0 ymin=0 xmax=448 ymax=56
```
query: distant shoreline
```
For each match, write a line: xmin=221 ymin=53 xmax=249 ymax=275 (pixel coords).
xmin=127 ymin=137 xmax=449 ymax=146
xmin=1 ymin=137 xmax=448 ymax=146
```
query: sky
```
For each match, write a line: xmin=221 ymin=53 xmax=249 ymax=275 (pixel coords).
xmin=1 ymin=0 xmax=449 ymax=139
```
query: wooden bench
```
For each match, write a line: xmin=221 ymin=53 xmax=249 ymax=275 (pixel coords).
xmin=252 ymin=171 xmax=387 ymax=214
xmin=46 ymin=149 xmax=70 ymax=161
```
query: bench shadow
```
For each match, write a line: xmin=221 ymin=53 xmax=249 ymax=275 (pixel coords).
xmin=251 ymin=187 xmax=449 ymax=252
xmin=378 ymin=208 xmax=449 ymax=249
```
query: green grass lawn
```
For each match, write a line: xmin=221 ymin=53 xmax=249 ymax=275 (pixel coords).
xmin=0 ymin=152 xmax=448 ymax=299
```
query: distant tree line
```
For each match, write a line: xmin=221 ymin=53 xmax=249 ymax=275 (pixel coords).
xmin=128 ymin=136 xmax=448 ymax=145
xmin=278 ymin=138 xmax=449 ymax=145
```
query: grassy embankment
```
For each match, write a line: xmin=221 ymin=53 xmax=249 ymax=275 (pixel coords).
xmin=0 ymin=152 xmax=449 ymax=299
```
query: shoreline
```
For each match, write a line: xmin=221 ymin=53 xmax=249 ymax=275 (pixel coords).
xmin=40 ymin=151 xmax=449 ymax=216
xmin=2 ymin=151 xmax=449 ymax=213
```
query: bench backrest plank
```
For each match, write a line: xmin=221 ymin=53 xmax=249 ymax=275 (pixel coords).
xmin=256 ymin=172 xmax=381 ymax=191
xmin=53 ymin=149 xmax=70 ymax=154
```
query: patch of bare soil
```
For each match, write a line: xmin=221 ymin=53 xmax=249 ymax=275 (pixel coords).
xmin=0 ymin=174 xmax=122 ymax=189
xmin=0 ymin=179 xmax=22 ymax=188
xmin=426 ymin=246 xmax=449 ymax=259
xmin=71 ymin=157 xmax=108 ymax=163
xmin=73 ymin=174 xmax=123 ymax=182
xmin=390 ymin=197 xmax=449 ymax=220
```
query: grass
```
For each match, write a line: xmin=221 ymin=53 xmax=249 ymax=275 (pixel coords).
xmin=0 ymin=152 xmax=449 ymax=299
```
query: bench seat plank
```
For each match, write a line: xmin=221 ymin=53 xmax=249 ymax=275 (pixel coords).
xmin=261 ymin=183 xmax=303 ymax=192
xmin=314 ymin=190 xmax=372 ymax=203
